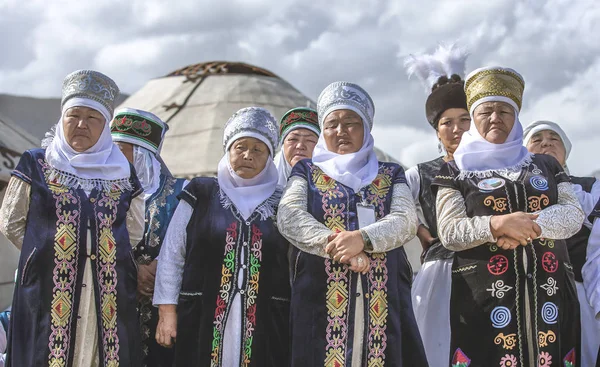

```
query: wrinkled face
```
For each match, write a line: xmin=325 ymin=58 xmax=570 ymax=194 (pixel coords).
xmin=63 ymin=106 xmax=106 ymax=152
xmin=323 ymin=109 xmax=365 ymax=154
xmin=473 ymin=101 xmax=516 ymax=144
xmin=115 ymin=141 xmax=134 ymax=163
xmin=526 ymin=129 xmax=567 ymax=166
xmin=228 ymin=137 xmax=270 ymax=179
xmin=283 ymin=128 xmax=318 ymax=167
xmin=436 ymin=108 xmax=471 ymax=155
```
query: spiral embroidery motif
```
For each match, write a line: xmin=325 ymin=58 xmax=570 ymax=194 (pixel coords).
xmin=530 ymin=176 xmax=549 ymax=191
xmin=541 ymin=302 xmax=558 ymax=324
xmin=484 ymin=195 xmax=507 ymax=212
xmin=491 ymin=306 xmax=511 ymax=329
xmin=494 ymin=333 xmax=517 ymax=350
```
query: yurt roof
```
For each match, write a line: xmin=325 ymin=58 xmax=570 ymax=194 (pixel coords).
xmin=119 ymin=61 xmax=401 ymax=178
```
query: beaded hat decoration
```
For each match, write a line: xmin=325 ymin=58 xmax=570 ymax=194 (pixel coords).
xmin=465 ymin=66 xmax=525 ymax=113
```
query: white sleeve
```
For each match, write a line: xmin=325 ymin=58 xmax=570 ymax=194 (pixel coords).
xmin=534 ymin=182 xmax=585 ymax=239
xmin=277 ymin=176 xmax=334 ymax=258
xmin=0 ymin=176 xmax=31 ymax=250
xmin=405 ymin=166 xmax=426 ymax=226
xmin=436 ymin=187 xmax=495 ymax=251
xmin=126 ymin=194 xmax=145 ymax=248
xmin=582 ymin=217 xmax=600 ymax=320
xmin=153 ymin=201 xmax=193 ymax=305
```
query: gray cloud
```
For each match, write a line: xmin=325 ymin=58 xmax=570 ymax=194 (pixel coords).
xmin=0 ymin=0 xmax=598 ymax=175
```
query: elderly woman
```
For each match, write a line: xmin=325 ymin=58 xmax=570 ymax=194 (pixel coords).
xmin=274 ymin=107 xmax=320 ymax=186
xmin=0 ymin=70 xmax=145 ymax=367
xmin=404 ymin=43 xmax=471 ymax=367
xmin=524 ymin=120 xmax=600 ymax=366
xmin=153 ymin=107 xmax=290 ymax=366
xmin=278 ymin=82 xmax=426 ymax=366
xmin=433 ymin=67 xmax=585 ymax=366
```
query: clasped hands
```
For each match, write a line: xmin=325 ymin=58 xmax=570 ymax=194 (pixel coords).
xmin=325 ymin=231 xmax=370 ymax=274
xmin=490 ymin=212 xmax=542 ymax=251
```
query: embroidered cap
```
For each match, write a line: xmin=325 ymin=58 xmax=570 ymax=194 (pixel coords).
xmin=110 ymin=107 xmax=168 ymax=155
xmin=61 ymin=69 xmax=119 ymax=120
xmin=279 ymin=107 xmax=320 ymax=143
xmin=465 ymin=66 xmax=525 ymax=114
xmin=317 ymin=81 xmax=375 ymax=131
xmin=223 ymin=107 xmax=279 ymax=156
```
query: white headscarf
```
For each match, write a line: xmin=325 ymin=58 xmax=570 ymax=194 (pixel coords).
xmin=133 ymin=145 xmax=161 ymax=199
xmin=453 ymin=66 xmax=530 ymax=177
xmin=43 ymin=97 xmax=131 ymax=191
xmin=274 ymin=150 xmax=292 ymax=187
xmin=217 ymin=107 xmax=280 ymax=220
xmin=523 ymin=120 xmax=572 ymax=161
xmin=312 ymin=81 xmax=379 ymax=192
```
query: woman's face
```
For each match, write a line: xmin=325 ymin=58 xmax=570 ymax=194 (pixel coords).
xmin=526 ymin=130 xmax=567 ymax=166
xmin=115 ymin=141 xmax=134 ymax=163
xmin=63 ymin=106 xmax=106 ymax=152
xmin=322 ymin=109 xmax=364 ymax=154
xmin=228 ymin=137 xmax=270 ymax=179
xmin=472 ymin=101 xmax=516 ymax=144
xmin=436 ymin=108 xmax=471 ymax=155
xmin=283 ymin=128 xmax=318 ymax=167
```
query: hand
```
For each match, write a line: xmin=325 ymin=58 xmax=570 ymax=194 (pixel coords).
xmin=416 ymin=225 xmax=435 ymax=264
xmin=156 ymin=305 xmax=177 ymax=348
xmin=325 ymin=230 xmax=365 ymax=264
xmin=496 ymin=236 xmax=520 ymax=251
xmin=348 ymin=252 xmax=370 ymax=274
xmin=490 ymin=213 xmax=541 ymax=246
xmin=138 ymin=260 xmax=158 ymax=297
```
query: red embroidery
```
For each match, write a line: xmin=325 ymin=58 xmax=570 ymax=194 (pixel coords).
xmin=541 ymin=252 xmax=558 ymax=273
xmin=487 ymin=255 xmax=509 ymax=275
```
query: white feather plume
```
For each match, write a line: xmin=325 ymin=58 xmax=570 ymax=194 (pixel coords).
xmin=404 ymin=42 xmax=469 ymax=93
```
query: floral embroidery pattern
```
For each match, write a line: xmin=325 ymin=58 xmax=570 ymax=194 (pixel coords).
xmin=210 ymin=222 xmax=238 ymax=366
xmin=500 ymin=354 xmax=518 ymax=367
xmin=487 ymin=280 xmax=514 ymax=299
xmin=540 ymin=277 xmax=558 ymax=297
xmin=96 ymin=188 xmax=123 ymax=366
xmin=538 ymin=330 xmax=556 ymax=348
xmin=46 ymin=175 xmax=81 ymax=367
xmin=528 ymin=194 xmax=550 ymax=212
xmin=366 ymin=254 xmax=388 ymax=366
xmin=538 ymin=351 xmax=552 ymax=367
xmin=494 ymin=333 xmax=517 ymax=350
xmin=484 ymin=196 xmax=508 ymax=212
xmin=242 ymin=225 xmax=263 ymax=366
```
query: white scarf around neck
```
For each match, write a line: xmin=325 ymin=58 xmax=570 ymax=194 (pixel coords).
xmin=312 ymin=120 xmax=379 ymax=192
xmin=43 ymin=98 xmax=132 ymax=191
xmin=274 ymin=150 xmax=292 ymax=187
xmin=217 ymin=152 xmax=280 ymax=221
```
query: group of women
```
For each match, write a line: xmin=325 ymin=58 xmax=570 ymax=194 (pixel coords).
xmin=0 ymin=43 xmax=598 ymax=367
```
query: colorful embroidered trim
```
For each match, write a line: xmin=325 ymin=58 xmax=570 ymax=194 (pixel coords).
xmin=210 ymin=222 xmax=238 ymax=366
xmin=242 ymin=224 xmax=263 ymax=366
xmin=96 ymin=188 xmax=122 ymax=365
xmin=46 ymin=169 xmax=81 ymax=367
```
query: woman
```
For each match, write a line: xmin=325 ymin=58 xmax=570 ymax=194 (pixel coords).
xmin=153 ymin=107 xmax=290 ymax=366
xmin=0 ymin=70 xmax=145 ymax=367
xmin=404 ymin=43 xmax=471 ymax=367
xmin=433 ymin=66 xmax=585 ymax=366
xmin=278 ymin=81 xmax=426 ymax=366
xmin=274 ymin=107 xmax=320 ymax=186
xmin=111 ymin=107 xmax=188 ymax=367
xmin=524 ymin=120 xmax=600 ymax=366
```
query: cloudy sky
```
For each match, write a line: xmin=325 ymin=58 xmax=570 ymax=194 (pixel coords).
xmin=1 ymin=0 xmax=599 ymax=175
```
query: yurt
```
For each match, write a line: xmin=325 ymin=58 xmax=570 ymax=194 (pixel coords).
xmin=119 ymin=61 xmax=421 ymax=270
xmin=0 ymin=113 xmax=40 ymax=310
xmin=119 ymin=61 xmax=401 ymax=177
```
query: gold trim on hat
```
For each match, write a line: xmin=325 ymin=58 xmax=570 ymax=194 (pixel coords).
xmin=465 ymin=68 xmax=524 ymax=111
